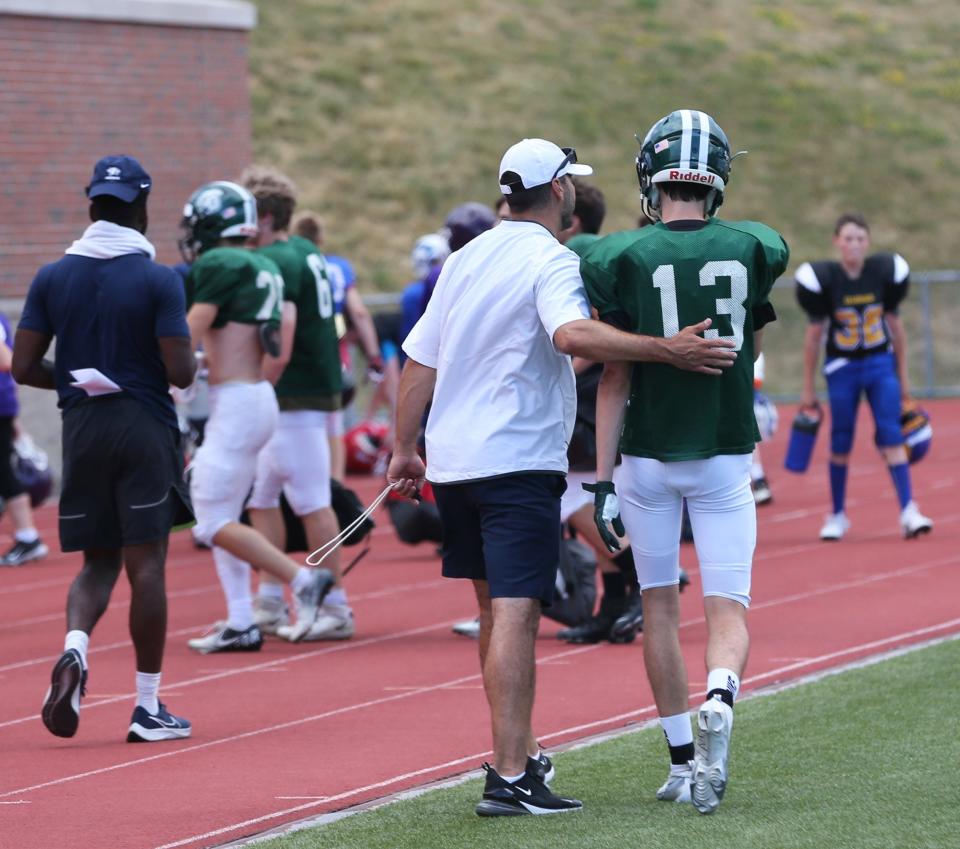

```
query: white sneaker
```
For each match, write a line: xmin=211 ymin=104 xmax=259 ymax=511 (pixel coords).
xmin=692 ymin=697 xmax=733 ymax=815
xmin=187 ymin=623 xmax=263 ymax=655
xmin=287 ymin=568 xmax=335 ymax=642
xmin=452 ymin=617 xmax=480 ymax=639
xmin=819 ymin=512 xmax=850 ymax=541
xmin=253 ymin=596 xmax=289 ymax=635
xmin=900 ymin=501 xmax=933 ymax=539
xmin=656 ymin=761 xmax=692 ymax=803
xmin=280 ymin=603 xmax=354 ymax=642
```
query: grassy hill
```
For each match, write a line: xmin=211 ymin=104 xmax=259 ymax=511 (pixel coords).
xmin=249 ymin=0 xmax=959 ymax=395
xmin=250 ymin=0 xmax=959 ymax=290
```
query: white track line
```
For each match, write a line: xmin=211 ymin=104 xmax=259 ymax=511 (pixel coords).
xmin=0 ymin=643 xmax=598 ymax=800
xmin=158 ymin=623 xmax=960 ymax=849
xmin=3 ymin=552 xmax=956 ymax=729
xmin=0 ymin=578 xmax=448 ymax=674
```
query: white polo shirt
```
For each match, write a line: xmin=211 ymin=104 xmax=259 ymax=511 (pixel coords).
xmin=402 ymin=220 xmax=591 ymax=484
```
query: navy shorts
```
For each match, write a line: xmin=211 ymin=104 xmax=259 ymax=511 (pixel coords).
xmin=60 ymin=396 xmax=194 ymax=552
xmin=432 ymin=473 xmax=565 ymax=606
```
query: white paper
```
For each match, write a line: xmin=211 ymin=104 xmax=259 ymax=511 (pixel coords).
xmin=69 ymin=368 xmax=122 ymax=397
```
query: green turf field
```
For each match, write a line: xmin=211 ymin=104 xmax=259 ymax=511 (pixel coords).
xmin=255 ymin=637 xmax=958 ymax=849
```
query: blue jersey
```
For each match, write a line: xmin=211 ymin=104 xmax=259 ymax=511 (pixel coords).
xmin=0 ymin=314 xmax=19 ymax=417
xmin=325 ymin=254 xmax=355 ymax=315
xmin=19 ymin=254 xmax=189 ymax=429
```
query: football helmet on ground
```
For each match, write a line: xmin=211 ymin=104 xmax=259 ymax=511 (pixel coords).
xmin=900 ymin=403 xmax=932 ymax=464
xmin=636 ymin=110 xmax=733 ymax=216
xmin=179 ymin=181 xmax=258 ymax=260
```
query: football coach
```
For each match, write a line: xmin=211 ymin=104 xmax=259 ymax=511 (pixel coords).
xmin=387 ymin=138 xmax=736 ymax=816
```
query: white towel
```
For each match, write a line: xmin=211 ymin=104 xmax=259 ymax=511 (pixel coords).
xmin=65 ymin=220 xmax=156 ymax=261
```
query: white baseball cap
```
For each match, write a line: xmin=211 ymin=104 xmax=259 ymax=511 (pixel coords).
xmin=498 ymin=138 xmax=593 ymax=195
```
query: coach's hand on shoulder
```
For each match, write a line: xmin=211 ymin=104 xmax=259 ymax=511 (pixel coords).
xmin=583 ymin=481 xmax=625 ymax=553
xmin=387 ymin=449 xmax=426 ymax=500
xmin=664 ymin=318 xmax=737 ymax=375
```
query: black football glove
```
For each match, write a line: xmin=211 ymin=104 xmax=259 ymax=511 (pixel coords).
xmin=582 ymin=480 xmax=625 ymax=553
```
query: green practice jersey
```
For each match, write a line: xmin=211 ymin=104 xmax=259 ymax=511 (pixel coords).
xmin=581 ymin=218 xmax=789 ymax=461
xmin=256 ymin=239 xmax=303 ymax=307
xmin=279 ymin=235 xmax=342 ymax=410
xmin=188 ymin=247 xmax=283 ymax=330
xmin=565 ymin=233 xmax=600 ymax=258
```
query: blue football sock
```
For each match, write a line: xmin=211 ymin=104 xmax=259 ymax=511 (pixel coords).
xmin=829 ymin=463 xmax=848 ymax=515
xmin=888 ymin=462 xmax=912 ymax=510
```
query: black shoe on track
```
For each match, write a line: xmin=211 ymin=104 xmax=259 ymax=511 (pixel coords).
xmin=475 ymin=763 xmax=582 ymax=817
xmin=41 ymin=649 xmax=87 ymax=738
xmin=610 ymin=589 xmax=643 ymax=641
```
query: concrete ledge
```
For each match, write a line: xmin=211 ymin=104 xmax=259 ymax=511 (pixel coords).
xmin=0 ymin=0 xmax=256 ymax=30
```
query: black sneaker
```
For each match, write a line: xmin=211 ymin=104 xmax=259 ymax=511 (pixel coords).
xmin=475 ymin=763 xmax=582 ymax=817
xmin=610 ymin=588 xmax=643 ymax=641
xmin=679 ymin=568 xmax=690 ymax=592
xmin=41 ymin=649 xmax=87 ymax=738
xmin=557 ymin=595 xmax=631 ymax=645
xmin=127 ymin=703 xmax=192 ymax=743
xmin=527 ymin=751 xmax=555 ymax=785
xmin=752 ymin=477 xmax=773 ymax=505
xmin=1 ymin=538 xmax=49 ymax=566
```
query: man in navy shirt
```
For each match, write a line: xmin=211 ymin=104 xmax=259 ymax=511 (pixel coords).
xmin=14 ymin=155 xmax=197 ymax=743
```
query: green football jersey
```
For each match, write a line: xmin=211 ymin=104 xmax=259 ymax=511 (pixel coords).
xmin=256 ymin=239 xmax=303 ymax=306
xmin=188 ymin=247 xmax=283 ymax=330
xmin=279 ymin=235 xmax=343 ymax=410
xmin=581 ymin=218 xmax=789 ymax=461
xmin=564 ymin=233 xmax=601 ymax=258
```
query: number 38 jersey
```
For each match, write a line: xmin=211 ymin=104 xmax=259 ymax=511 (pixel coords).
xmin=581 ymin=218 xmax=789 ymax=462
xmin=794 ymin=253 xmax=909 ymax=361
xmin=188 ymin=246 xmax=283 ymax=330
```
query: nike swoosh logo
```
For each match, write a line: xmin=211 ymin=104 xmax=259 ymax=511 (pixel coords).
xmin=149 ymin=714 xmax=181 ymax=728
xmin=513 ymin=786 xmax=532 ymax=796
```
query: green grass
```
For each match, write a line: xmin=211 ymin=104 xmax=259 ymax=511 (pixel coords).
xmin=255 ymin=638 xmax=959 ymax=849
xmin=249 ymin=0 xmax=960 ymax=292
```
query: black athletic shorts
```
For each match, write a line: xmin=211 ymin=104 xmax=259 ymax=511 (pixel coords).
xmin=0 ymin=416 xmax=24 ymax=500
xmin=59 ymin=396 xmax=194 ymax=552
xmin=433 ymin=472 xmax=565 ymax=606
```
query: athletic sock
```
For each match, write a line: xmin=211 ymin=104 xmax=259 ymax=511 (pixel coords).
xmin=258 ymin=582 xmax=285 ymax=602
xmin=887 ymin=462 xmax=912 ymax=510
xmin=601 ymin=571 xmax=627 ymax=600
xmin=135 ymin=671 xmax=161 ymax=715
xmin=291 ymin=567 xmax=313 ymax=595
xmin=660 ymin=712 xmax=694 ymax=764
xmin=751 ymin=451 xmax=765 ymax=481
xmin=706 ymin=667 xmax=740 ymax=707
xmin=213 ymin=547 xmax=254 ymax=631
xmin=325 ymin=587 xmax=348 ymax=607
xmin=502 ymin=771 xmax=526 ymax=783
xmin=64 ymin=630 xmax=89 ymax=670
xmin=14 ymin=527 xmax=40 ymax=544
xmin=829 ymin=462 xmax=848 ymax=515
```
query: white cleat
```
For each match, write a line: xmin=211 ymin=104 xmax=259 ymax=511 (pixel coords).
xmin=692 ymin=697 xmax=733 ymax=815
xmin=286 ymin=568 xmax=335 ymax=642
xmin=900 ymin=501 xmax=933 ymax=539
xmin=819 ymin=512 xmax=850 ymax=541
xmin=280 ymin=603 xmax=354 ymax=642
xmin=656 ymin=761 xmax=693 ymax=804
xmin=253 ymin=596 xmax=289 ymax=635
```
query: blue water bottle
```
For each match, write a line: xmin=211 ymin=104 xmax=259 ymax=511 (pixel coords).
xmin=784 ymin=404 xmax=821 ymax=473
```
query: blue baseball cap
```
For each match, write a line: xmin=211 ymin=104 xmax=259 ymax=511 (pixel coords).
xmin=85 ymin=155 xmax=152 ymax=202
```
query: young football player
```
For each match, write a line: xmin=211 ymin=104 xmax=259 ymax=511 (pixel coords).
xmin=795 ymin=213 xmax=932 ymax=541
xmin=581 ymin=110 xmax=789 ymax=814
xmin=240 ymin=166 xmax=354 ymax=642
xmin=180 ymin=181 xmax=333 ymax=654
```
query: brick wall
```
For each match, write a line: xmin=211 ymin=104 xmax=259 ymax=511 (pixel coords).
xmin=0 ymin=13 xmax=254 ymax=297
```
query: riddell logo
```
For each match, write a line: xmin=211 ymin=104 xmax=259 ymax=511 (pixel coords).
xmin=668 ymin=170 xmax=715 ymax=184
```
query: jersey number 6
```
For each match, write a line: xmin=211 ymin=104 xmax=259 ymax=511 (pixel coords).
xmin=652 ymin=260 xmax=748 ymax=351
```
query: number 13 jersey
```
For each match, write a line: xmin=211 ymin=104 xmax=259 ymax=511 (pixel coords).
xmin=794 ymin=253 xmax=909 ymax=362
xmin=581 ymin=218 xmax=789 ymax=462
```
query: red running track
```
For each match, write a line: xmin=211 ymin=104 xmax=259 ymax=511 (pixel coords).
xmin=1 ymin=400 xmax=958 ymax=849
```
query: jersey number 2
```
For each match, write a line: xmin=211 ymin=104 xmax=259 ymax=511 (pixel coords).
xmin=652 ymin=260 xmax=748 ymax=351
xmin=255 ymin=271 xmax=284 ymax=321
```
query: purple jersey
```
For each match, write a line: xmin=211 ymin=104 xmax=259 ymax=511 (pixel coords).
xmin=0 ymin=314 xmax=19 ymax=417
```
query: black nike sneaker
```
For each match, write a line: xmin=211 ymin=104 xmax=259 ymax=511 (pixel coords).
xmin=475 ymin=763 xmax=582 ymax=817
xmin=526 ymin=751 xmax=555 ymax=785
